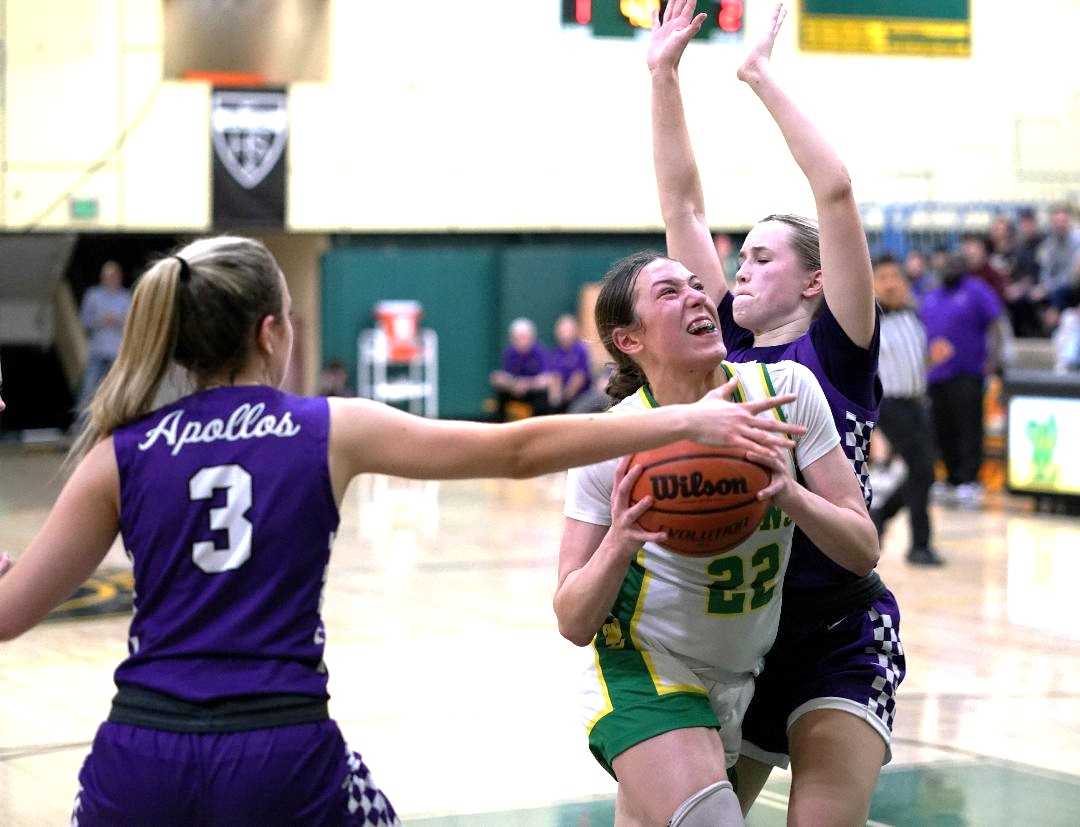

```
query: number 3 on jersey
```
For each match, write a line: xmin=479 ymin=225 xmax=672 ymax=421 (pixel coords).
xmin=706 ymin=543 xmax=781 ymax=615
xmin=189 ymin=465 xmax=253 ymax=574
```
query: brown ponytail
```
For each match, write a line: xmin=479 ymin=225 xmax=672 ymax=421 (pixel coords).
xmin=594 ymin=250 xmax=664 ymax=403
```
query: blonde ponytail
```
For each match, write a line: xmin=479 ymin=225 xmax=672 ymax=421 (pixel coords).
xmin=65 ymin=236 xmax=283 ymax=470
xmin=67 ymin=257 xmax=184 ymax=467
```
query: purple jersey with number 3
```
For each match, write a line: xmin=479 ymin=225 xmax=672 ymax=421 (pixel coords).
xmin=111 ymin=385 xmax=338 ymax=702
xmin=720 ymin=294 xmax=881 ymax=590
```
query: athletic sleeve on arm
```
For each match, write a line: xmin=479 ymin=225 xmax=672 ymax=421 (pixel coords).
xmin=787 ymin=363 xmax=841 ymax=471
xmin=808 ymin=301 xmax=882 ymax=409
xmin=564 ymin=459 xmax=617 ymax=527
xmin=718 ymin=293 xmax=754 ymax=353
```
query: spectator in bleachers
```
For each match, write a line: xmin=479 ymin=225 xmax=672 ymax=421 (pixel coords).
xmin=903 ymin=249 xmax=935 ymax=299
xmin=78 ymin=261 xmax=131 ymax=412
xmin=1015 ymin=207 xmax=1044 ymax=285
xmin=989 ymin=216 xmax=1018 ymax=279
xmin=318 ymin=359 xmax=354 ymax=397
xmin=548 ymin=315 xmax=594 ymax=414
xmin=930 ymin=245 xmax=951 ymax=289
xmin=870 ymin=256 xmax=941 ymax=566
xmin=490 ymin=318 xmax=553 ymax=421
xmin=1004 ymin=209 xmax=1051 ymax=337
xmin=960 ymin=232 xmax=1008 ymax=302
xmin=1038 ymin=204 xmax=1080 ymax=327
xmin=921 ymin=254 xmax=1005 ymax=509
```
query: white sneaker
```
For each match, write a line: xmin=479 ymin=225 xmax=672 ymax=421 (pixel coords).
xmin=954 ymin=482 xmax=984 ymax=509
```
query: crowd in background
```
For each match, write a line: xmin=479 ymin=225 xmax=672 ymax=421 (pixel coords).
xmin=489 ymin=315 xmax=608 ymax=421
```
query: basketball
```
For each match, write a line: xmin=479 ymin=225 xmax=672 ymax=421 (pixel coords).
xmin=629 ymin=441 xmax=772 ymax=556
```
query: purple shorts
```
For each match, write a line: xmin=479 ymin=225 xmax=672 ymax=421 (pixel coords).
xmin=740 ymin=589 xmax=905 ymax=769
xmin=72 ymin=720 xmax=399 ymax=826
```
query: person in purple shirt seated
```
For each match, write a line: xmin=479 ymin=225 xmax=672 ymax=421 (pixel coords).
xmin=490 ymin=317 xmax=555 ymax=420
xmin=920 ymin=253 xmax=1005 ymax=509
xmin=0 ymin=236 xmax=793 ymax=825
xmin=549 ymin=314 xmax=597 ymax=413
xmin=650 ymin=3 xmax=897 ymax=821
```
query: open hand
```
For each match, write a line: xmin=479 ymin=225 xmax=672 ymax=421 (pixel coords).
xmin=647 ymin=0 xmax=707 ymax=74
xmin=744 ymin=443 xmax=797 ymax=509
xmin=687 ymin=375 xmax=806 ymax=454
xmin=608 ymin=456 xmax=668 ymax=556
xmin=737 ymin=2 xmax=787 ymax=85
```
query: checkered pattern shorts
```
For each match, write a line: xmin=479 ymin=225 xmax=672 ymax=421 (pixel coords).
xmin=843 ymin=410 xmax=876 ymax=507
xmin=344 ymin=748 xmax=400 ymax=826
xmin=866 ymin=606 xmax=904 ymax=731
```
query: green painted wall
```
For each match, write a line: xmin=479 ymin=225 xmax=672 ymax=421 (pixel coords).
xmin=321 ymin=236 xmax=662 ymax=419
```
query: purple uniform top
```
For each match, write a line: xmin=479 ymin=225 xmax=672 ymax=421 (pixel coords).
xmin=720 ymin=294 xmax=882 ymax=591
xmin=111 ymin=385 xmax=338 ymax=702
xmin=548 ymin=341 xmax=592 ymax=402
xmin=919 ymin=276 xmax=1003 ymax=385
xmin=501 ymin=344 xmax=549 ymax=378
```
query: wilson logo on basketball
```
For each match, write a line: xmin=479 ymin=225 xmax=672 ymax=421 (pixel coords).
xmin=650 ymin=472 xmax=749 ymax=500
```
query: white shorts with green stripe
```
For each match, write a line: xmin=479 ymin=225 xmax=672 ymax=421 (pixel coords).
xmin=583 ymin=639 xmax=755 ymax=779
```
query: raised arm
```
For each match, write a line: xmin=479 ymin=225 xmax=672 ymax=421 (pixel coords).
xmin=738 ymin=3 xmax=876 ymax=347
xmin=0 ymin=439 xmax=120 ymax=641
xmin=648 ymin=0 xmax=727 ymax=300
xmin=327 ymin=379 xmax=805 ymax=498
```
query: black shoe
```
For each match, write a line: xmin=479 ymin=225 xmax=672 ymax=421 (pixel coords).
xmin=907 ymin=546 xmax=945 ymax=566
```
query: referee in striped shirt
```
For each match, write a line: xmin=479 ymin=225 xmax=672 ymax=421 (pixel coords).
xmin=872 ymin=256 xmax=943 ymax=566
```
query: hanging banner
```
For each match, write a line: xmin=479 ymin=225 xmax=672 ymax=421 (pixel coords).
xmin=211 ymin=88 xmax=288 ymax=228
xmin=800 ymin=0 xmax=970 ymax=57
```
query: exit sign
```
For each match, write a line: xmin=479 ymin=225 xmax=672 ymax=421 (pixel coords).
xmin=69 ymin=197 xmax=100 ymax=220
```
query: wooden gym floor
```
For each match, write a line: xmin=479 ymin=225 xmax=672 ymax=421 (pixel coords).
xmin=2 ymin=445 xmax=1079 ymax=825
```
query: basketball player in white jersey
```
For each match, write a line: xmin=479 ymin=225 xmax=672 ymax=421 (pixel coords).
xmin=556 ymin=252 xmax=878 ymax=826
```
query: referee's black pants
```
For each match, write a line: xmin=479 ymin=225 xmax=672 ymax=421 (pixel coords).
xmin=875 ymin=396 xmax=935 ymax=550
xmin=928 ymin=373 xmax=985 ymax=486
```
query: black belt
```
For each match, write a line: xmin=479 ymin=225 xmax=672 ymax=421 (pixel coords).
xmin=781 ymin=571 xmax=888 ymax=618
xmin=109 ymin=685 xmax=329 ymax=734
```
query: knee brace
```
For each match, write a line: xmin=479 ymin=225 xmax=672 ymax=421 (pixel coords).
xmin=668 ymin=780 xmax=744 ymax=826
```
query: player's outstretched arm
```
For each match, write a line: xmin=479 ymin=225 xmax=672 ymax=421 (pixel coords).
xmin=0 ymin=440 xmax=120 ymax=641
xmin=738 ymin=3 xmax=875 ymax=348
xmin=748 ymin=442 xmax=879 ymax=576
xmin=648 ymin=0 xmax=727 ymax=300
xmin=328 ymin=379 xmax=804 ymax=492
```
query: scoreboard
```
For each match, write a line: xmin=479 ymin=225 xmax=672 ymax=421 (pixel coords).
xmin=799 ymin=0 xmax=970 ymax=57
xmin=562 ymin=1 xmax=745 ymax=41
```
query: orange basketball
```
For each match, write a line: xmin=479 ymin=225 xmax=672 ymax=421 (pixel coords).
xmin=629 ymin=440 xmax=771 ymax=556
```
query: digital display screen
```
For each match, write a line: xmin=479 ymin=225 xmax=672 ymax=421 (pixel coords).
xmin=800 ymin=0 xmax=970 ymax=56
xmin=1007 ymin=395 xmax=1080 ymax=497
xmin=562 ymin=1 xmax=744 ymax=40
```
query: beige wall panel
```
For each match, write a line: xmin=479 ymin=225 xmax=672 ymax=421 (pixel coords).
xmin=5 ymin=165 xmax=120 ymax=229
xmin=120 ymin=80 xmax=211 ymax=230
xmin=6 ymin=0 xmax=122 ymax=165
xmin=302 ymin=0 xmax=1080 ymax=230
xmin=122 ymin=0 xmax=163 ymax=49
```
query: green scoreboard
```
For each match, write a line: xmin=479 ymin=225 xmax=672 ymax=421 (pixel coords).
xmin=562 ymin=1 xmax=745 ymax=41
xmin=800 ymin=0 xmax=970 ymax=57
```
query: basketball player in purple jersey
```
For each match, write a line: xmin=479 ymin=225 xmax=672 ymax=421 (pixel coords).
xmin=0 ymin=236 xmax=801 ymax=825
xmin=650 ymin=3 xmax=902 ymax=822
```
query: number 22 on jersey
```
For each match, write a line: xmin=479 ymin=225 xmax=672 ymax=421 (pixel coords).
xmin=706 ymin=542 xmax=781 ymax=615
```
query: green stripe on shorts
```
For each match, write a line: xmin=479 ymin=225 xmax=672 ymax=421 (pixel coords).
xmin=588 ymin=559 xmax=720 ymax=779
